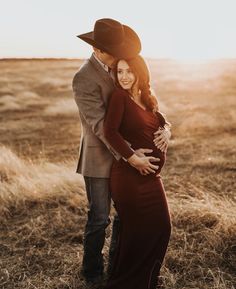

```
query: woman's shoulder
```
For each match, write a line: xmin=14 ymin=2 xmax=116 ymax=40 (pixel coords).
xmin=112 ymin=88 xmax=129 ymax=98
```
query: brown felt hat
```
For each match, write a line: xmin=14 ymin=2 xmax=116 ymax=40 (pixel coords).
xmin=77 ymin=18 xmax=141 ymax=59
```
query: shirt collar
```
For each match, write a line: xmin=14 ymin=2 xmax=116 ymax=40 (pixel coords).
xmin=93 ymin=53 xmax=110 ymax=73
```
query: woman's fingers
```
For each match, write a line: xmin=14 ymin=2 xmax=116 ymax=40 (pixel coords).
xmin=164 ymin=144 xmax=168 ymax=153
xmin=159 ymin=143 xmax=166 ymax=152
xmin=153 ymin=135 xmax=164 ymax=146
xmin=153 ymin=129 xmax=169 ymax=147
xmin=154 ymin=127 xmax=171 ymax=149
xmin=154 ymin=127 xmax=164 ymax=136
xmin=161 ymin=143 xmax=168 ymax=152
xmin=154 ymin=139 xmax=165 ymax=147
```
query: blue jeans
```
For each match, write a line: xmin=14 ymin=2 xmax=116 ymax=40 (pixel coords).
xmin=82 ymin=177 xmax=120 ymax=279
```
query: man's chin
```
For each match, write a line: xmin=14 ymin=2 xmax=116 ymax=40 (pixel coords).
xmin=110 ymin=60 xmax=116 ymax=68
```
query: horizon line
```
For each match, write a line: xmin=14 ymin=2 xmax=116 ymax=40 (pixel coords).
xmin=1 ymin=57 xmax=236 ymax=61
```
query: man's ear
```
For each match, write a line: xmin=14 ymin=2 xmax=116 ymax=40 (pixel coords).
xmin=93 ymin=47 xmax=104 ymax=57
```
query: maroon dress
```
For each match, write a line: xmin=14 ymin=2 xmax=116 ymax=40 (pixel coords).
xmin=104 ymin=88 xmax=171 ymax=289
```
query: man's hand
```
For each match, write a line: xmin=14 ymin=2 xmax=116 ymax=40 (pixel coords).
xmin=153 ymin=126 xmax=171 ymax=153
xmin=134 ymin=148 xmax=153 ymax=158
xmin=128 ymin=153 xmax=160 ymax=175
xmin=133 ymin=148 xmax=157 ymax=175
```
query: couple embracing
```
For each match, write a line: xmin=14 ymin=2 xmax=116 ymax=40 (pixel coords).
xmin=73 ymin=18 xmax=172 ymax=289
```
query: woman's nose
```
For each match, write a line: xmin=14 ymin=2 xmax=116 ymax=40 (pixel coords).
xmin=121 ymin=72 xmax=128 ymax=80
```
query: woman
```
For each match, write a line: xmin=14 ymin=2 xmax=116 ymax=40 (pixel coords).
xmin=103 ymin=55 xmax=171 ymax=289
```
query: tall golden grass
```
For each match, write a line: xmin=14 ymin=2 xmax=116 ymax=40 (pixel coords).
xmin=0 ymin=58 xmax=235 ymax=289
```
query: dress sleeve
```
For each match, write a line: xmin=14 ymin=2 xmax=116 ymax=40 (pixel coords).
xmin=104 ymin=90 xmax=134 ymax=159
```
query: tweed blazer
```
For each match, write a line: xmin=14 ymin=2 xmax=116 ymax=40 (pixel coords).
xmin=72 ymin=54 xmax=121 ymax=177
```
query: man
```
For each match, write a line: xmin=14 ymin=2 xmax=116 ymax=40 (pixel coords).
xmin=72 ymin=18 xmax=171 ymax=285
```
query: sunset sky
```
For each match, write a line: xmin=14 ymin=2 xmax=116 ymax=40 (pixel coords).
xmin=1 ymin=0 xmax=236 ymax=59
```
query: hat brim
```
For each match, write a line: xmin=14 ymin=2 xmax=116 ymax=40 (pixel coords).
xmin=77 ymin=25 xmax=141 ymax=59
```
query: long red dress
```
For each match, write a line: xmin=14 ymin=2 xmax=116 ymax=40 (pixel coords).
xmin=104 ymin=88 xmax=171 ymax=289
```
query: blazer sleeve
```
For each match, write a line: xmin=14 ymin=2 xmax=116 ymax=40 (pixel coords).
xmin=72 ymin=73 xmax=118 ymax=156
xmin=104 ymin=90 xmax=134 ymax=160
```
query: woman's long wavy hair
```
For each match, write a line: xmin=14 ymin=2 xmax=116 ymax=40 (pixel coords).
xmin=114 ymin=55 xmax=167 ymax=127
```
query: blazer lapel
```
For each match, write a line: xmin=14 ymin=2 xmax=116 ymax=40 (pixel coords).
xmin=89 ymin=54 xmax=115 ymax=90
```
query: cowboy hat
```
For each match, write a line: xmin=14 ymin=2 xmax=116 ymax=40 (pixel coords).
xmin=77 ymin=18 xmax=141 ymax=59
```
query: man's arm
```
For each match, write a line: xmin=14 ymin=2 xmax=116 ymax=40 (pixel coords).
xmin=72 ymin=73 xmax=120 ymax=159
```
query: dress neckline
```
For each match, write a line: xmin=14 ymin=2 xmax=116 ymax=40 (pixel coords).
xmin=127 ymin=93 xmax=147 ymax=112
xmin=125 ymin=92 xmax=159 ymax=123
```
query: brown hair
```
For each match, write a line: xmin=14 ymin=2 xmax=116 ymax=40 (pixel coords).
xmin=114 ymin=55 xmax=167 ymax=126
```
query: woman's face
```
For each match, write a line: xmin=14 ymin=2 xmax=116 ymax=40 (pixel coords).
xmin=117 ymin=60 xmax=136 ymax=90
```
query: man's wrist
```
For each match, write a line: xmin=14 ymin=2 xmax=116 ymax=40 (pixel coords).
xmin=127 ymin=153 xmax=138 ymax=165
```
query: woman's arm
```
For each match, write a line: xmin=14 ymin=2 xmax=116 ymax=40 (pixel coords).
xmin=104 ymin=90 xmax=134 ymax=159
xmin=153 ymin=111 xmax=171 ymax=153
xmin=104 ymin=90 xmax=159 ymax=174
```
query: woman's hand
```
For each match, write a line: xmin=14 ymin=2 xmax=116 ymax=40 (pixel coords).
xmin=153 ymin=126 xmax=171 ymax=153
xmin=127 ymin=153 xmax=160 ymax=175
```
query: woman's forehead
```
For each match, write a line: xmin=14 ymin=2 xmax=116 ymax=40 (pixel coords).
xmin=117 ymin=60 xmax=130 ymax=69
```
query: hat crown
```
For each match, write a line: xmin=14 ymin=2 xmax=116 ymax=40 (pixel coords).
xmin=77 ymin=18 xmax=141 ymax=59
xmin=94 ymin=18 xmax=125 ymax=46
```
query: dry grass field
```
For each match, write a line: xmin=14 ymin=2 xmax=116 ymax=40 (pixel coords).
xmin=0 ymin=58 xmax=235 ymax=289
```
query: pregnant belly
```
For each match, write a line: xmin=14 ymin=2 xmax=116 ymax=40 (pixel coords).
xmin=113 ymin=143 xmax=166 ymax=176
xmin=151 ymin=148 xmax=166 ymax=174
xmin=130 ymin=138 xmax=166 ymax=171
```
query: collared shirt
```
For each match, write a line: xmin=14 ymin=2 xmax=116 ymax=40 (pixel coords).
xmin=93 ymin=53 xmax=110 ymax=73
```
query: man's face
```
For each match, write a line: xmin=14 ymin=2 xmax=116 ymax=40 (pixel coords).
xmin=94 ymin=48 xmax=116 ymax=67
xmin=103 ymin=52 xmax=117 ymax=68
